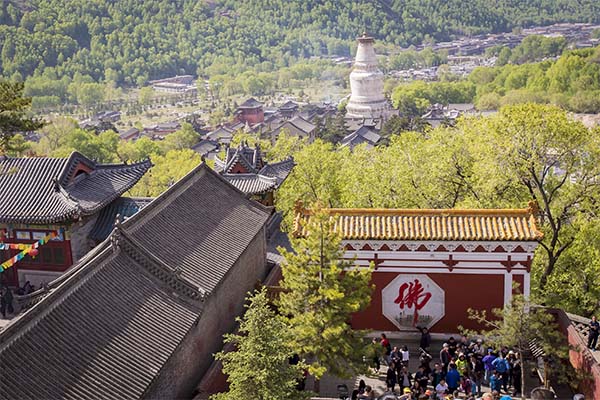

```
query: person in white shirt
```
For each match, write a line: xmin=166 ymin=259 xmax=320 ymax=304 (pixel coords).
xmin=401 ymin=345 xmax=410 ymax=365
xmin=435 ymin=378 xmax=448 ymax=400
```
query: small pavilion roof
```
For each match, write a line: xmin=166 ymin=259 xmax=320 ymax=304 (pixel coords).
xmin=294 ymin=206 xmax=543 ymax=242
xmin=0 ymin=152 xmax=151 ymax=224
xmin=238 ymin=97 xmax=263 ymax=109
xmin=222 ymin=174 xmax=278 ymax=195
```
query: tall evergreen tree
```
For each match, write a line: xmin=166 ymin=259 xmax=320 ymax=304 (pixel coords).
xmin=278 ymin=208 xmax=373 ymax=379
xmin=0 ymin=80 xmax=43 ymax=152
xmin=213 ymin=288 xmax=307 ymax=400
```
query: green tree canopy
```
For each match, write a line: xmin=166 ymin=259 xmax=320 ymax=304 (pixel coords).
xmin=213 ymin=288 xmax=308 ymax=400
xmin=0 ymin=79 xmax=43 ymax=152
xmin=278 ymin=209 xmax=373 ymax=379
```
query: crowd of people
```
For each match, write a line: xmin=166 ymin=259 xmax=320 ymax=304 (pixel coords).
xmin=356 ymin=330 xmax=523 ymax=400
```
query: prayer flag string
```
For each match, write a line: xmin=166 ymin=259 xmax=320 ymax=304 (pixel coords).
xmin=0 ymin=232 xmax=58 ymax=271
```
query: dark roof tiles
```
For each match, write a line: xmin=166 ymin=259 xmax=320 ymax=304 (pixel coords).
xmin=0 ymin=152 xmax=151 ymax=224
xmin=0 ymin=248 xmax=198 ymax=400
xmin=125 ymin=164 xmax=271 ymax=293
xmin=222 ymin=174 xmax=278 ymax=195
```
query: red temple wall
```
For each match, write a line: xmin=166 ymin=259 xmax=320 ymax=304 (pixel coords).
xmin=238 ymin=109 xmax=264 ymax=124
xmin=351 ymin=271 xmax=505 ymax=333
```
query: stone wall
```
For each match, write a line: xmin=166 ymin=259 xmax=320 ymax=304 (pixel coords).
xmin=68 ymin=214 xmax=98 ymax=262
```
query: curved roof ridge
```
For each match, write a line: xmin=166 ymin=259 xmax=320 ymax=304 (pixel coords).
xmin=120 ymin=163 xmax=271 ymax=231
xmin=116 ymin=228 xmax=207 ymax=306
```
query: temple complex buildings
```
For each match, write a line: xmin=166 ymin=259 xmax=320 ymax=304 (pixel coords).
xmin=0 ymin=163 xmax=273 ymax=399
xmin=214 ymin=143 xmax=294 ymax=206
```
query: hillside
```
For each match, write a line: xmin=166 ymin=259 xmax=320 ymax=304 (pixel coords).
xmin=1 ymin=0 xmax=600 ymax=87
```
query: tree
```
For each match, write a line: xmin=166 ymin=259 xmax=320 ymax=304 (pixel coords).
xmin=463 ymin=294 xmax=572 ymax=398
xmin=128 ymin=149 xmax=201 ymax=197
xmin=277 ymin=209 xmax=373 ymax=379
xmin=117 ymin=136 xmax=161 ymax=163
xmin=212 ymin=288 xmax=307 ymax=400
xmin=139 ymin=86 xmax=154 ymax=105
xmin=544 ymin=217 xmax=600 ymax=316
xmin=6 ymin=134 xmax=32 ymax=156
xmin=0 ymin=80 xmax=43 ymax=152
xmin=267 ymin=132 xmax=306 ymax=162
xmin=159 ymin=122 xmax=199 ymax=152
xmin=477 ymin=104 xmax=600 ymax=293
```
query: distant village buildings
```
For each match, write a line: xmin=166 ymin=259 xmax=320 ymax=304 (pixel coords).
xmin=149 ymin=75 xmax=197 ymax=94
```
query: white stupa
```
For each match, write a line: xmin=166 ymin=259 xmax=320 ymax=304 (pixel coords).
xmin=346 ymin=33 xmax=390 ymax=119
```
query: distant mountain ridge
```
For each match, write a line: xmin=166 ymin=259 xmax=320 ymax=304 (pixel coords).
xmin=1 ymin=0 xmax=599 ymax=85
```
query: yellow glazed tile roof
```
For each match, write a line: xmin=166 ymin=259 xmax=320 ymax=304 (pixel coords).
xmin=294 ymin=207 xmax=543 ymax=241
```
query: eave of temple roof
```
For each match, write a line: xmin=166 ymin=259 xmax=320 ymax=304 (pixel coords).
xmin=88 ymin=197 xmax=153 ymax=242
xmin=0 ymin=152 xmax=151 ymax=224
xmin=238 ymin=97 xmax=263 ymax=109
xmin=294 ymin=207 xmax=543 ymax=242
xmin=222 ymin=173 xmax=278 ymax=195
xmin=258 ymin=158 xmax=295 ymax=185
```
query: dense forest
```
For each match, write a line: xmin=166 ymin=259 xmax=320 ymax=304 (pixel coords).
xmin=390 ymin=45 xmax=600 ymax=114
xmin=2 ymin=0 xmax=600 ymax=89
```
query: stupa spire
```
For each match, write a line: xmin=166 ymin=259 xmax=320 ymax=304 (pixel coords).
xmin=346 ymin=33 xmax=389 ymax=119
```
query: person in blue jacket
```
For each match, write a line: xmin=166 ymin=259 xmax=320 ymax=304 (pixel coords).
xmin=492 ymin=353 xmax=510 ymax=392
xmin=445 ymin=362 xmax=461 ymax=393
xmin=489 ymin=371 xmax=503 ymax=393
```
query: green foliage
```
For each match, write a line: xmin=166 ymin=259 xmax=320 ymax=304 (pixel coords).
xmin=473 ymin=47 xmax=600 ymax=112
xmin=388 ymin=48 xmax=447 ymax=70
xmin=464 ymin=294 xmax=572 ymax=396
xmin=0 ymin=79 xmax=43 ymax=152
xmin=266 ymin=132 xmax=306 ymax=162
xmin=117 ymin=137 xmax=160 ymax=163
xmin=51 ymin=129 xmax=120 ymax=162
xmin=128 ymin=149 xmax=201 ymax=197
xmin=399 ymin=46 xmax=600 ymax=113
xmin=391 ymin=80 xmax=476 ymax=117
xmin=508 ymin=35 xmax=567 ymax=64
xmin=276 ymin=104 xmax=600 ymax=316
xmin=159 ymin=123 xmax=199 ymax=153
xmin=545 ymin=218 xmax=600 ymax=316
xmin=277 ymin=210 xmax=373 ymax=379
xmin=212 ymin=288 xmax=308 ymax=400
xmin=3 ymin=0 xmax=600 ymax=96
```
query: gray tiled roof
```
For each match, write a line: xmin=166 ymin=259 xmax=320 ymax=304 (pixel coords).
xmin=88 ymin=197 xmax=153 ymax=242
xmin=0 ymin=152 xmax=151 ymax=224
xmin=258 ymin=158 xmax=295 ymax=185
xmin=238 ymin=97 xmax=263 ymax=109
xmin=341 ymin=126 xmax=381 ymax=150
xmin=0 ymin=163 xmax=271 ymax=399
xmin=125 ymin=164 xmax=271 ymax=293
xmin=214 ymin=144 xmax=263 ymax=174
xmin=0 ymin=247 xmax=199 ymax=400
xmin=288 ymin=116 xmax=316 ymax=134
xmin=191 ymin=139 xmax=219 ymax=156
xmin=222 ymin=174 xmax=278 ymax=195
